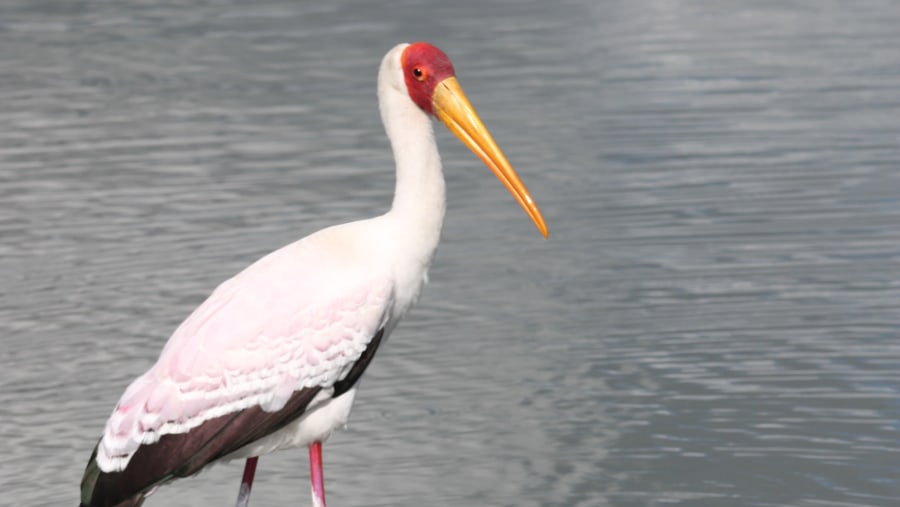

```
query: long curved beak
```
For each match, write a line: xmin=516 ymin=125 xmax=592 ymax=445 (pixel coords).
xmin=432 ymin=77 xmax=549 ymax=238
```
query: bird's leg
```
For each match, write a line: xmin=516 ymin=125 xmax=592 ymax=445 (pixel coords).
xmin=309 ymin=441 xmax=326 ymax=507
xmin=235 ymin=457 xmax=259 ymax=507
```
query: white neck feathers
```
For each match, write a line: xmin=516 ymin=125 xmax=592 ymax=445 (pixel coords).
xmin=377 ymin=44 xmax=447 ymax=260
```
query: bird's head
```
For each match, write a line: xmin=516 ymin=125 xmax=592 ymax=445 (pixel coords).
xmin=383 ymin=42 xmax=548 ymax=239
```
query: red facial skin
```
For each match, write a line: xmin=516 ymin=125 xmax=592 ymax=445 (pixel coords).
xmin=401 ymin=42 xmax=456 ymax=115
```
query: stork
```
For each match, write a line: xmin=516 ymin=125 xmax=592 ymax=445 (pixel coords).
xmin=79 ymin=41 xmax=547 ymax=507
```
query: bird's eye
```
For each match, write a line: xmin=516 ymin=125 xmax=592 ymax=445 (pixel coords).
xmin=412 ymin=67 xmax=425 ymax=81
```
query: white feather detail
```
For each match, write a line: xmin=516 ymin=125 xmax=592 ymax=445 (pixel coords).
xmin=96 ymin=273 xmax=393 ymax=473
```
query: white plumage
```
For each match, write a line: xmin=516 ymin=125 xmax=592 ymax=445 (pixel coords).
xmin=80 ymin=42 xmax=546 ymax=507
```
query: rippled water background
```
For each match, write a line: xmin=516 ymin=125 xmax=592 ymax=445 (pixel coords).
xmin=2 ymin=1 xmax=899 ymax=506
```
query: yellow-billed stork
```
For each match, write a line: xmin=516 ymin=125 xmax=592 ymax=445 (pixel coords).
xmin=79 ymin=41 xmax=547 ymax=507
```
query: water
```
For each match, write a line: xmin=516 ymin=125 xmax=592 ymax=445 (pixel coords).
xmin=2 ymin=1 xmax=899 ymax=506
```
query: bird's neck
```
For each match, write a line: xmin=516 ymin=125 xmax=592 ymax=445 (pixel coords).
xmin=380 ymin=86 xmax=446 ymax=260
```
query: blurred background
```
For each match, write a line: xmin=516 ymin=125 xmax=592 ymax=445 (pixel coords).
xmin=1 ymin=1 xmax=898 ymax=506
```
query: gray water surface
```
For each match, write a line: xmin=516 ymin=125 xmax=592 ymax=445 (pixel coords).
xmin=2 ymin=1 xmax=899 ymax=506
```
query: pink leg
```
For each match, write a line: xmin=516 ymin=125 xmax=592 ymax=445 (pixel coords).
xmin=235 ymin=457 xmax=259 ymax=507
xmin=309 ymin=441 xmax=326 ymax=507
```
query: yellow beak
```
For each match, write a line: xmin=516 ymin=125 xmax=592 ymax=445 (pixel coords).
xmin=432 ymin=77 xmax=549 ymax=238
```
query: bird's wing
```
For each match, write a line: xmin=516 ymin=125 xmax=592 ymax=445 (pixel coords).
xmin=94 ymin=230 xmax=394 ymax=475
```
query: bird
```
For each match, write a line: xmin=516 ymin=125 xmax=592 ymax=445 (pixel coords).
xmin=79 ymin=41 xmax=548 ymax=507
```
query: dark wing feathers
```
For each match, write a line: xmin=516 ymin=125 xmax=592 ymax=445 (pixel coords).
xmin=80 ymin=328 xmax=385 ymax=507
